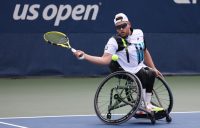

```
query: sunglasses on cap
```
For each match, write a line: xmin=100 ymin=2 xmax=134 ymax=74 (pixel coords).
xmin=115 ymin=23 xmax=128 ymax=30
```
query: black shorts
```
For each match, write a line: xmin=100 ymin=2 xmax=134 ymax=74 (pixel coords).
xmin=135 ymin=67 xmax=156 ymax=93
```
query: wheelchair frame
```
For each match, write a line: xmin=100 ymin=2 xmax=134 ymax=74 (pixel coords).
xmin=94 ymin=71 xmax=173 ymax=124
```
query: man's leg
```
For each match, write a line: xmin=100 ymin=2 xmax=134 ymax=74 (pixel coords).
xmin=136 ymin=67 xmax=164 ymax=112
xmin=145 ymin=67 xmax=156 ymax=104
xmin=144 ymin=68 xmax=164 ymax=111
xmin=135 ymin=68 xmax=147 ymax=101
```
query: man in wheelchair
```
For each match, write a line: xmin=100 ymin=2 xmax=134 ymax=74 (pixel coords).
xmin=74 ymin=13 xmax=164 ymax=113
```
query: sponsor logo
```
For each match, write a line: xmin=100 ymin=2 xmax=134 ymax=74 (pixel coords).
xmin=13 ymin=3 xmax=101 ymax=26
xmin=173 ymin=0 xmax=198 ymax=4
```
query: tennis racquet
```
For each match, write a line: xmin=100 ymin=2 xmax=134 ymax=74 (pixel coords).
xmin=43 ymin=31 xmax=84 ymax=59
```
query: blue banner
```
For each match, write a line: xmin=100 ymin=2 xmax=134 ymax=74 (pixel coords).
xmin=1 ymin=0 xmax=200 ymax=33
xmin=0 ymin=0 xmax=200 ymax=76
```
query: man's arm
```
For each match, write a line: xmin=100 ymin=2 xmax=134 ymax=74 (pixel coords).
xmin=144 ymin=49 xmax=156 ymax=69
xmin=74 ymin=50 xmax=112 ymax=65
xmin=144 ymin=49 xmax=162 ymax=76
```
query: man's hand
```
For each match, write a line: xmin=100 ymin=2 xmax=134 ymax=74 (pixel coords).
xmin=73 ymin=50 xmax=85 ymax=60
xmin=153 ymin=68 xmax=163 ymax=77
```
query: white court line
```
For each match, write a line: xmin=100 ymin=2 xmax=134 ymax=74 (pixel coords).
xmin=0 ymin=111 xmax=200 ymax=120
xmin=0 ymin=121 xmax=29 ymax=128
xmin=172 ymin=111 xmax=200 ymax=114
xmin=0 ymin=114 xmax=96 ymax=120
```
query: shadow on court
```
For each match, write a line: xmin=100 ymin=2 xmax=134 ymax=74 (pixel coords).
xmin=0 ymin=112 xmax=200 ymax=128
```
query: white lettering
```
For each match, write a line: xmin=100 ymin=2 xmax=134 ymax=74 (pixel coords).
xmin=173 ymin=0 xmax=197 ymax=4
xmin=55 ymin=5 xmax=72 ymax=26
xmin=13 ymin=3 xmax=101 ymax=26
xmin=13 ymin=4 xmax=29 ymax=20
xmin=27 ymin=4 xmax=40 ymax=20
xmin=84 ymin=5 xmax=99 ymax=20
xmin=72 ymin=5 xmax=85 ymax=20
xmin=43 ymin=4 xmax=58 ymax=20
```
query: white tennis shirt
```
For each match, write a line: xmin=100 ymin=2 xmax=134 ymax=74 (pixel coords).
xmin=104 ymin=29 xmax=147 ymax=73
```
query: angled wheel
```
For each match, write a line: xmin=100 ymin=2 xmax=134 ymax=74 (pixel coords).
xmin=94 ymin=71 xmax=142 ymax=124
xmin=151 ymin=76 xmax=173 ymax=119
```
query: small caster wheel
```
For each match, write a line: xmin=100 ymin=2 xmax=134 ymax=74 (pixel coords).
xmin=150 ymin=111 xmax=156 ymax=124
xmin=150 ymin=116 xmax=156 ymax=124
xmin=107 ymin=113 xmax=111 ymax=119
xmin=166 ymin=115 xmax=172 ymax=122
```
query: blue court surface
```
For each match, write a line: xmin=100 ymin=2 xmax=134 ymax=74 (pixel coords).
xmin=0 ymin=112 xmax=200 ymax=128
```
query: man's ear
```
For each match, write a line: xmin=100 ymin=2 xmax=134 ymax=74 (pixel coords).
xmin=128 ymin=21 xmax=132 ymax=27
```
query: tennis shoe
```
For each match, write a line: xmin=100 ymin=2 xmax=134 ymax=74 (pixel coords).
xmin=135 ymin=101 xmax=146 ymax=115
xmin=146 ymin=103 xmax=164 ymax=112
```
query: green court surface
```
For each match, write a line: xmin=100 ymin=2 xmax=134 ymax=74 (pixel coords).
xmin=0 ymin=76 xmax=200 ymax=118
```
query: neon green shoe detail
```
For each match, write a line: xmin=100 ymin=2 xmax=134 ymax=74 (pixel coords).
xmin=146 ymin=103 xmax=164 ymax=112
xmin=151 ymin=107 xmax=164 ymax=112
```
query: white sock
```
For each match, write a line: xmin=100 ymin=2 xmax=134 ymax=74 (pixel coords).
xmin=146 ymin=93 xmax=152 ymax=104
xmin=142 ymin=89 xmax=146 ymax=101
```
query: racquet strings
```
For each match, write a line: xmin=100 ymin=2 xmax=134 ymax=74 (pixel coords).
xmin=44 ymin=32 xmax=71 ymax=48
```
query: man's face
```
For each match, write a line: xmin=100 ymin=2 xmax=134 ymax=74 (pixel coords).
xmin=115 ymin=21 xmax=131 ymax=38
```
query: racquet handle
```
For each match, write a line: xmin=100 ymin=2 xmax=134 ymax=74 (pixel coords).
xmin=71 ymin=48 xmax=77 ymax=53
xmin=71 ymin=48 xmax=84 ymax=60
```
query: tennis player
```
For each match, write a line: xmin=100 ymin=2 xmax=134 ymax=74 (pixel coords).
xmin=74 ymin=13 xmax=163 ymax=112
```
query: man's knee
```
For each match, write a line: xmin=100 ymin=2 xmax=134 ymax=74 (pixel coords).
xmin=144 ymin=67 xmax=156 ymax=78
xmin=136 ymin=67 xmax=156 ymax=92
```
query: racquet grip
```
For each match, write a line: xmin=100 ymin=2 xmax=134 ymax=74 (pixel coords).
xmin=71 ymin=48 xmax=84 ymax=60
xmin=71 ymin=48 xmax=77 ymax=53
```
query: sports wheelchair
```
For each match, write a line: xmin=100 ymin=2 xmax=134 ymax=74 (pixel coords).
xmin=94 ymin=71 xmax=173 ymax=124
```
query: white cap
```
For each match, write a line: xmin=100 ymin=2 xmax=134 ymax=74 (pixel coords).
xmin=114 ymin=13 xmax=129 ymax=25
